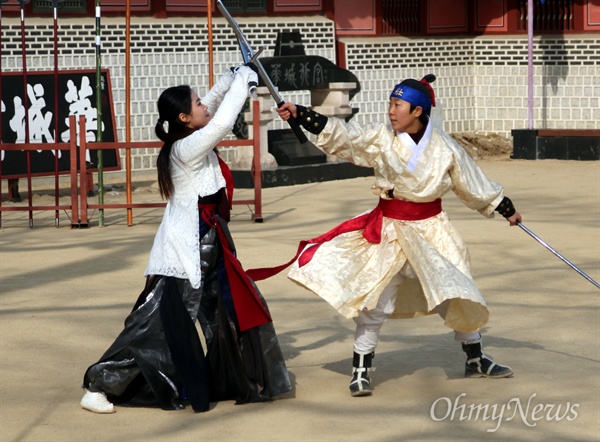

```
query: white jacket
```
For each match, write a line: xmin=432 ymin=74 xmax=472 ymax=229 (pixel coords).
xmin=145 ymin=66 xmax=257 ymax=288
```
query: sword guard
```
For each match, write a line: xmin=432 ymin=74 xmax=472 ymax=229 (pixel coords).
xmin=249 ymin=47 xmax=265 ymax=63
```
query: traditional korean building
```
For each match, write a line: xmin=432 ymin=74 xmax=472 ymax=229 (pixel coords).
xmin=1 ymin=0 xmax=598 ymax=176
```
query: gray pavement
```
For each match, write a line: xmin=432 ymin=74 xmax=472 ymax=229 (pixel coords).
xmin=0 ymin=158 xmax=599 ymax=441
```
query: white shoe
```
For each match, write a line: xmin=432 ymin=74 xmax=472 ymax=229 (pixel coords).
xmin=80 ymin=389 xmax=115 ymax=414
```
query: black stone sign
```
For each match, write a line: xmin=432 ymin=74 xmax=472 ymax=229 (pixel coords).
xmin=258 ymin=55 xmax=361 ymax=101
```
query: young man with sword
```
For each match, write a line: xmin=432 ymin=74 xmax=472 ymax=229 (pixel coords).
xmin=273 ymin=74 xmax=599 ymax=397
xmin=218 ymin=0 xmax=522 ymax=398
xmin=268 ymin=75 xmax=522 ymax=397
xmin=219 ymin=1 xmax=599 ymax=401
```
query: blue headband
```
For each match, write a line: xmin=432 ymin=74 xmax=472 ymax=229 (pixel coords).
xmin=390 ymin=84 xmax=431 ymax=111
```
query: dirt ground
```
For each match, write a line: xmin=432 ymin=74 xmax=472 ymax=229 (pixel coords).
xmin=450 ymin=132 xmax=513 ymax=160
xmin=0 ymin=156 xmax=599 ymax=442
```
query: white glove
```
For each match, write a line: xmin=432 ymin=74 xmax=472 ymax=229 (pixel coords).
xmin=235 ymin=65 xmax=258 ymax=85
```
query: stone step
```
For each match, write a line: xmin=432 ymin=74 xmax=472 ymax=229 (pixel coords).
xmin=232 ymin=162 xmax=373 ymax=189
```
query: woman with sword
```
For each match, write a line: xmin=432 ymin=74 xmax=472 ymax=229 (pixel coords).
xmin=81 ymin=65 xmax=291 ymax=413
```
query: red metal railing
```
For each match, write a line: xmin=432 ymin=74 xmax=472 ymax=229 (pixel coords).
xmin=0 ymin=115 xmax=80 ymax=228
xmin=1 ymin=100 xmax=263 ymax=228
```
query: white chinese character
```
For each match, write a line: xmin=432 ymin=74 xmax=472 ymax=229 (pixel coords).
xmin=61 ymin=76 xmax=104 ymax=163
xmin=284 ymin=63 xmax=297 ymax=89
xmin=28 ymin=83 xmax=59 ymax=157
xmin=9 ymin=95 xmax=27 ymax=143
xmin=313 ymin=62 xmax=324 ymax=85
xmin=28 ymin=83 xmax=55 ymax=143
xmin=270 ymin=64 xmax=282 ymax=85
xmin=299 ymin=62 xmax=310 ymax=87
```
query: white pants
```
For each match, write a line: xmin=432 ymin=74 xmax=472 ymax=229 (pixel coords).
xmin=353 ymin=272 xmax=481 ymax=354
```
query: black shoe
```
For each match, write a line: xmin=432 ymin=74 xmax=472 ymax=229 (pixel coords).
xmin=349 ymin=352 xmax=373 ymax=397
xmin=462 ymin=340 xmax=513 ymax=378
xmin=8 ymin=180 xmax=21 ymax=202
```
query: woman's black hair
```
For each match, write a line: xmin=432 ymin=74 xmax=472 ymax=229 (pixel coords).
xmin=155 ymin=85 xmax=193 ymax=200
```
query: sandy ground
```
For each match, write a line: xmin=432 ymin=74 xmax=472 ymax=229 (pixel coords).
xmin=0 ymin=158 xmax=599 ymax=442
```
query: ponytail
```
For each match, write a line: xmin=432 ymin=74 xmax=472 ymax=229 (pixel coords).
xmin=156 ymin=143 xmax=175 ymax=201
xmin=154 ymin=85 xmax=193 ymax=200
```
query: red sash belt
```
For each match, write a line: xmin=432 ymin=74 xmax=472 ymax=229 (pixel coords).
xmin=200 ymin=205 xmax=272 ymax=331
xmin=217 ymin=154 xmax=234 ymax=209
xmin=247 ymin=198 xmax=442 ymax=281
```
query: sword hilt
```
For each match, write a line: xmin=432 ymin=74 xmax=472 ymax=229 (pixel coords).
xmin=276 ymin=100 xmax=308 ymax=144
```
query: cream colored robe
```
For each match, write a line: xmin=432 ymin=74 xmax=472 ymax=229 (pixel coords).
xmin=288 ymin=117 xmax=504 ymax=333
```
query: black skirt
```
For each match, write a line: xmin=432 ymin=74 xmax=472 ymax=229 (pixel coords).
xmin=82 ymin=215 xmax=292 ymax=412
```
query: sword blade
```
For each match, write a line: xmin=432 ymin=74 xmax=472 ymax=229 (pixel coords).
xmin=518 ymin=222 xmax=600 ymax=290
xmin=237 ymin=37 xmax=252 ymax=63
xmin=216 ymin=0 xmax=308 ymax=144
xmin=217 ymin=1 xmax=254 ymax=59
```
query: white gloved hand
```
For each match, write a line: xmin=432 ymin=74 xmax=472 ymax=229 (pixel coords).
xmin=235 ymin=65 xmax=258 ymax=85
